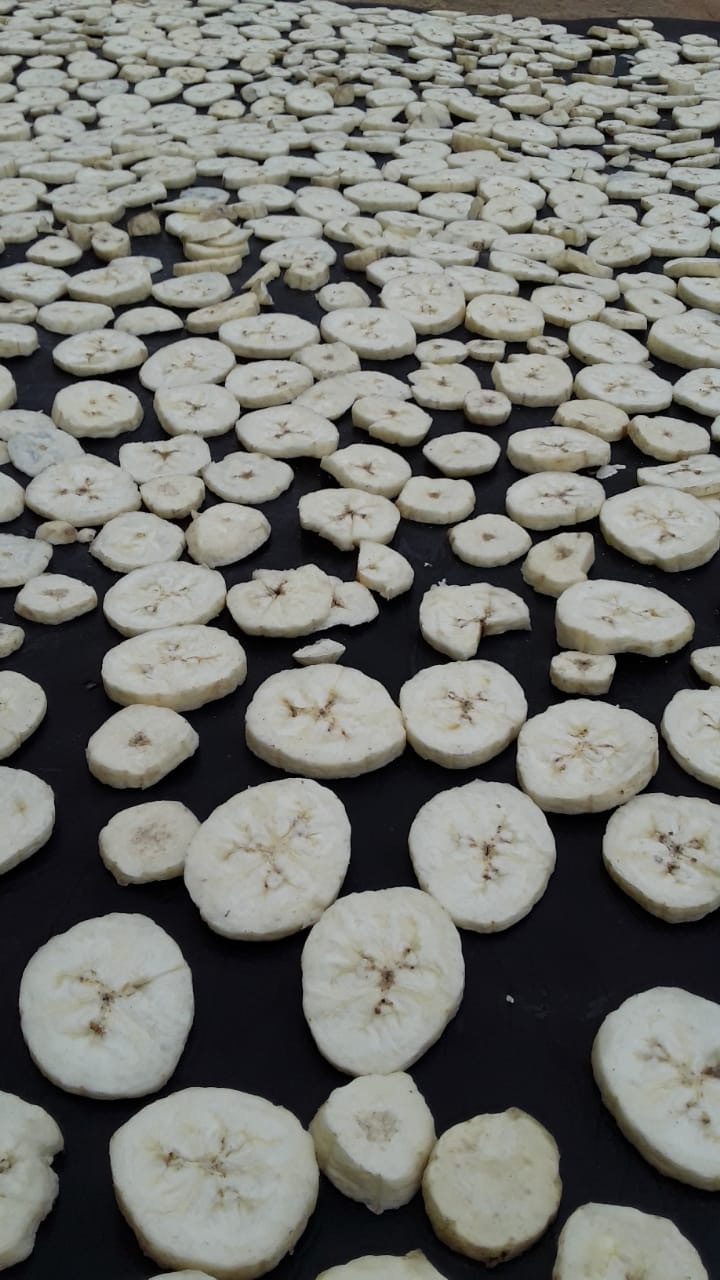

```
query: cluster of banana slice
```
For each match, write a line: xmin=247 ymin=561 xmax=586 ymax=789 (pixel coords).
xmin=1 ymin=0 xmax=720 ymax=1276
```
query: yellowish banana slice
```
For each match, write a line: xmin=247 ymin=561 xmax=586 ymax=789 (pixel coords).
xmin=186 ymin=503 xmax=270 ymax=568
xmin=554 ymin=398 xmax=629 ymax=442
xmin=102 ymin=625 xmax=246 ymax=712
xmin=26 ymin=458 xmax=140 ymax=525
xmin=0 ymin=262 xmax=68 ymax=306
xmin=464 ymin=388 xmax=512 ymax=427
xmin=507 ymin=472 xmax=605 ymax=531
xmin=423 ymin=432 xmax=499 ymax=478
xmin=293 ymin=640 xmax=346 ymax=666
xmin=353 ymin=396 xmax=431 ymax=446
xmin=68 ymin=260 xmax=151 ymax=306
xmin=0 ymin=623 xmax=23 ymax=657
xmin=672 ymin=368 xmax=720 ymax=418
xmin=691 ymin=647 xmax=720 ymax=685
xmin=409 ymin=364 xmax=481 ymax=412
xmin=86 ymin=704 xmax=199 ymax=789
xmin=316 ymin=1253 xmax=447 ymax=1280
xmin=321 ymin=307 xmax=417 ymax=360
xmin=556 ymin=579 xmax=694 ymax=655
xmin=99 ymin=801 xmax=200 ymax=885
xmin=628 ymin=414 xmax=710 ymax=460
xmin=419 ymin=583 xmax=530 ymax=660
xmin=154 ymin=384 xmax=238 ymax=438
xmin=0 ymin=322 xmax=37 ymax=357
xmin=51 ymin=381 xmax=142 ymax=439
xmin=52 ymin=328 xmax=147 ymax=375
xmin=553 ymin=1202 xmax=708 ymax=1280
xmin=15 ymin=573 xmax=97 ymax=625
xmin=356 ymin=541 xmax=414 ymax=600
xmin=0 ymin=1091 xmax=62 ymax=1268
xmin=322 ymin=444 xmax=411 ymax=498
xmin=103 ymin=562 xmax=226 ymax=636
xmin=141 ymin=475 xmax=205 ymax=520
xmin=300 ymin=489 xmax=399 ymax=550
xmin=119 ymin=437 xmax=210 ymax=484
xmin=400 ymin=660 xmax=527 ymax=769
xmin=90 ymin=512 xmax=184 ymax=572
xmin=0 ymin=671 xmax=46 ymax=759
xmin=416 ymin=339 xmax=467 ymax=365
xmin=227 ymin=567 xmax=334 ymax=638
xmin=396 ymin=477 xmax=475 ymax=524
xmin=550 ymin=652 xmax=616 ymax=695
xmin=139 ymin=337 xmax=235 ymax=391
xmin=508 ymin=426 xmax=609 ymax=473
xmin=295 ymin=342 xmax=360 ymax=382
xmin=186 ymin=293 xmax=259 ymax=335
xmin=600 ymin=485 xmax=720 ymax=571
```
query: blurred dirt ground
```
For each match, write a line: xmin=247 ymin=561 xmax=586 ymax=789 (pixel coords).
xmin=346 ymin=1 xmax=720 ymax=24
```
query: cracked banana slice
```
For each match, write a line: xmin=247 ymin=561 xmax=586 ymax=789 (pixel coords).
xmin=465 ymin=294 xmax=544 ymax=341
xmin=493 ymin=355 xmax=573 ymax=408
xmin=184 ymin=778 xmax=350 ymax=941
xmin=553 ymin=1202 xmax=708 ymax=1280
xmin=508 ymin=427 xmax=609 ymax=474
xmin=638 ymin=455 xmax=720 ymax=498
xmin=90 ymin=512 xmax=184 ymax=573
xmin=353 ymin=397 xmax=431 ymax=446
xmin=420 ymin=583 xmax=530 ymax=661
xmin=517 ymin=700 xmax=658 ymax=814
xmin=294 ymin=641 xmax=346 ymax=666
xmin=227 ymin=567 xmax=333 ymax=638
xmin=120 ymin=437 xmax=210 ymax=484
xmin=556 ymin=579 xmax=694 ymax=655
xmin=600 ymin=486 xmax=720 ymax=572
xmin=86 ymin=704 xmax=199 ymax=790
xmin=237 ymin=406 xmax=338 ymax=459
xmin=603 ymin=793 xmax=720 ymax=923
xmin=507 ymin=473 xmax=604 ymax=531
xmin=0 ymin=766 xmax=54 ymax=875
xmin=410 ymin=780 xmax=555 ymax=933
xmin=400 ymin=661 xmax=527 ymax=770
xmin=0 ymin=535 xmax=52 ymax=588
xmin=102 ymin=626 xmax=246 ymax=712
xmin=321 ymin=308 xmax=416 ymax=360
xmin=574 ymin=363 xmax=673 ymax=414
xmin=155 ymin=385 xmax=238 ymax=439
xmin=692 ymin=647 xmax=720 ymax=685
xmin=99 ymin=801 xmax=200 ymax=885
xmin=140 ymin=338 xmax=235 ymax=391
xmin=303 ymin=887 xmax=463 ymax=1075
xmin=423 ymin=433 xmax=499 ymax=478
xmin=246 ymin=666 xmax=405 ymax=780
xmin=0 ymin=623 xmax=23 ymax=658
xmin=110 ymin=1087 xmax=318 ymax=1279
xmin=316 ymin=1254 xmax=447 ymax=1280
xmin=115 ymin=308 xmax=183 ymax=337
xmin=220 ymin=314 xmax=319 ymax=359
xmin=141 ymin=476 xmax=205 ymax=521
xmin=662 ymin=687 xmax=720 ymax=788
xmin=325 ymin=579 xmax=378 ymax=630
xmin=396 ymin=477 xmax=474 ymax=525
xmin=321 ymin=445 xmax=411 ymax=499
xmin=423 ymin=1109 xmax=561 ymax=1265
xmin=554 ymin=399 xmax=629 ymax=442
xmin=186 ymin=504 xmax=270 ymax=569
xmin=592 ymin=987 xmax=720 ymax=1188
xmin=15 ymin=574 xmax=97 ymax=625
xmin=52 ymin=328 xmax=147 ymax=376
xmin=52 ymin=381 xmax=143 ymax=438
xmin=550 ymin=652 xmax=616 ymax=695
xmin=0 ymin=1091 xmax=62 ymax=1269
xmin=522 ymin=533 xmax=595 ymax=598
xmin=103 ymin=563 xmax=226 ymax=636
xmin=26 ymin=459 xmax=140 ymax=526
xmin=0 ymin=671 xmax=46 ymax=760
xmin=310 ymin=1073 xmax=435 ymax=1213
xmin=356 ymin=542 xmax=414 ymax=600
xmin=449 ymin=516 xmax=530 ymax=569
xmin=300 ymin=489 xmax=399 ymax=551
xmin=629 ymin=414 xmax=710 ymax=461
xmin=226 ymin=360 xmax=313 ymax=409
xmin=20 ymin=913 xmax=193 ymax=1099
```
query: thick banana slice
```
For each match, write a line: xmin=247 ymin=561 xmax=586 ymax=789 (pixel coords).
xmin=400 ymin=661 xmax=527 ymax=769
xmin=302 ymin=887 xmax=463 ymax=1075
xmin=419 ymin=583 xmax=530 ymax=660
xmin=90 ymin=512 xmax=184 ymax=572
xmin=410 ymin=780 xmax=555 ymax=932
xmin=493 ymin=355 xmax=573 ymax=407
xmin=53 ymin=328 xmax=147 ymax=376
xmin=531 ymin=285 xmax=605 ymax=327
xmin=300 ymin=489 xmax=399 ymax=551
xmin=553 ymin=1203 xmax=708 ymax=1280
xmin=102 ymin=626 xmax=246 ymax=712
xmin=52 ymin=380 xmax=143 ymax=439
xmin=628 ymin=414 xmax=710 ymax=461
xmin=227 ymin=567 xmax=333 ymax=638
xmin=574 ymin=363 xmax=673 ymax=414
xmin=236 ymin=405 xmax=338 ymax=459
xmin=310 ymin=1073 xmax=435 ymax=1213
xmin=20 ymin=913 xmax=193 ymax=1098
xmin=600 ymin=485 xmax=720 ymax=571
xmin=110 ymin=1087 xmax=318 ymax=1279
xmin=186 ymin=504 xmax=270 ymax=568
xmin=522 ymin=532 xmax=595 ymax=597
xmin=184 ymin=778 xmax=350 ymax=940
xmin=465 ymin=294 xmax=544 ymax=340
xmin=15 ymin=573 xmax=97 ymax=625
xmin=246 ymin=666 xmax=405 ymax=779
xmin=0 ymin=1091 xmax=62 ymax=1269
xmin=0 ymin=623 xmax=23 ymax=658
xmin=508 ymin=426 xmax=609 ymax=473
xmin=397 ymin=477 xmax=475 ymax=525
xmin=316 ymin=1253 xmax=447 ymax=1280
xmin=550 ymin=652 xmax=616 ymax=695
xmin=556 ymin=579 xmax=694 ymax=655
xmin=99 ymin=801 xmax=200 ymax=885
xmin=449 ymin=515 xmax=531 ymax=568
xmin=0 ymin=671 xmax=46 ymax=759
xmin=86 ymin=704 xmax=199 ymax=789
xmin=356 ymin=541 xmax=414 ymax=600
xmin=141 ymin=476 xmax=205 ymax=520
xmin=592 ymin=987 xmax=720 ymax=1188
xmin=0 ymin=766 xmax=54 ymax=874
xmin=423 ymin=432 xmax=499 ymax=477
xmin=662 ymin=687 xmax=720 ymax=788
xmin=554 ymin=399 xmax=629 ymax=442
xmin=294 ymin=640 xmax=346 ymax=666
xmin=155 ymin=385 xmax=239 ymax=438
xmin=103 ymin=562 xmax=226 ymax=636
xmin=321 ymin=444 xmax=411 ymax=498
xmin=691 ymin=647 xmax=720 ymax=685
xmin=226 ymin=360 xmax=313 ymax=409
xmin=507 ymin=472 xmax=604 ymax=530
xmin=140 ymin=337 xmax=235 ymax=391
xmin=517 ymin=700 xmax=658 ymax=814
xmin=423 ymin=1109 xmax=561 ymax=1264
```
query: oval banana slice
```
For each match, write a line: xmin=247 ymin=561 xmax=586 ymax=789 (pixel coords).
xmin=99 ymin=801 xmax=199 ymax=885
xmin=507 ymin=426 xmax=610 ymax=474
xmin=227 ymin=567 xmax=333 ymax=638
xmin=553 ymin=1202 xmax=708 ymax=1280
xmin=139 ymin=337 xmax=235 ymax=390
xmin=506 ymin=472 xmax=605 ymax=530
xmin=26 ymin=458 xmax=140 ymax=526
xmin=600 ymin=485 xmax=720 ymax=571
xmin=90 ymin=512 xmax=184 ymax=572
xmin=0 ymin=671 xmax=46 ymax=759
xmin=15 ymin=573 xmax=97 ymax=625
xmin=400 ymin=660 xmax=527 ymax=769
xmin=556 ymin=579 xmax=694 ymax=656
xmin=101 ymin=626 xmax=246 ymax=712
xmin=52 ymin=380 xmax=143 ymax=438
xmin=86 ymin=704 xmax=199 ymax=789
xmin=0 ymin=766 xmax=54 ymax=874
xmin=0 ymin=1091 xmax=62 ymax=1269
xmin=52 ymin=328 xmax=147 ymax=375
xmin=236 ymin=405 xmax=338 ymax=459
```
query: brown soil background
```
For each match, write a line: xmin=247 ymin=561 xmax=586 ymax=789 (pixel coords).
xmin=346 ymin=1 xmax=720 ymax=25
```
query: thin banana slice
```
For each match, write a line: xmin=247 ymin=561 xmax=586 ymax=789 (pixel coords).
xmin=68 ymin=261 xmax=151 ymax=306
xmin=568 ymin=321 xmax=649 ymax=366
xmin=300 ymin=489 xmax=399 ymax=551
xmin=0 ymin=535 xmax=52 ymax=588
xmin=99 ymin=801 xmax=200 ymax=885
xmin=52 ymin=380 xmax=142 ymax=438
xmin=423 ymin=432 xmax=499 ymax=478
xmin=184 ymin=778 xmax=350 ymax=940
xmin=237 ymin=405 xmax=338 ymax=459
xmin=600 ymin=486 xmax=720 ymax=571
xmin=356 ymin=541 xmax=414 ymax=600
xmin=141 ymin=476 xmax=205 ymax=521
xmin=316 ymin=1253 xmax=447 ymax=1280
xmin=400 ymin=661 xmax=527 ymax=769
xmin=203 ymin=451 xmax=292 ymax=505
xmin=423 ymin=1109 xmax=561 ymax=1264
xmin=692 ymin=647 xmax=720 ymax=685
xmin=227 ymin=567 xmax=333 ymax=638
xmin=0 ymin=671 xmax=46 ymax=760
xmin=186 ymin=504 xmax=270 ymax=568
xmin=449 ymin=515 xmax=531 ymax=568
xmin=155 ymin=385 xmax=238 ymax=439
xmin=102 ymin=626 xmax=246 ymax=712
xmin=302 ymin=887 xmax=463 ymax=1075
xmin=110 ymin=1087 xmax=318 ymax=1279
xmin=662 ymin=687 xmax=720 ymax=788
xmin=554 ymin=399 xmax=629 ymax=442
xmin=553 ymin=1202 xmax=708 ymax=1280
xmin=522 ymin=532 xmax=595 ymax=597
xmin=409 ymin=364 xmax=480 ymax=412
xmin=119 ymin=437 xmax=210 ymax=484
xmin=507 ymin=472 xmax=605 ymax=530
xmin=353 ymin=396 xmax=431 ymax=446
xmin=556 ymin=579 xmax=694 ymax=655
xmin=321 ymin=444 xmax=411 ymax=498
xmin=592 ymin=987 xmax=720 ymax=1188
xmin=52 ymin=328 xmax=147 ymax=376
xmin=103 ymin=562 xmax=226 ymax=636
xmin=246 ymin=666 xmax=405 ymax=779
xmin=0 ymin=1091 xmax=62 ymax=1269
xmin=19 ymin=913 xmax=193 ymax=1099
xmin=86 ymin=704 xmax=199 ymax=789
xmin=310 ymin=1073 xmax=435 ymax=1213
xmin=15 ymin=574 xmax=97 ymax=625
xmin=410 ymin=780 xmax=555 ymax=933
xmin=0 ymin=623 xmax=23 ymax=658
xmin=574 ymin=363 xmax=673 ymax=414
xmin=26 ymin=458 xmax=140 ymax=526
xmin=420 ymin=583 xmax=530 ymax=660
xmin=139 ymin=337 xmax=235 ymax=391
xmin=321 ymin=308 xmax=416 ymax=360
xmin=493 ymin=355 xmax=573 ymax=407
xmin=294 ymin=640 xmax=346 ymax=666
xmin=531 ymin=285 xmax=605 ymax=327
xmin=90 ymin=512 xmax=184 ymax=573
xmin=396 ymin=477 xmax=474 ymax=525
xmin=550 ymin=652 xmax=616 ymax=695
xmin=153 ymin=272 xmax=232 ymax=309
xmin=629 ymin=414 xmax=710 ymax=461
xmin=517 ymin=699 xmax=658 ymax=814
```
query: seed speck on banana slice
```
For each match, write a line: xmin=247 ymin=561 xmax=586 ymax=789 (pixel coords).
xmin=0 ymin=1091 xmax=62 ymax=1269
xmin=400 ymin=660 xmax=527 ymax=770
xmin=102 ymin=625 xmax=246 ymax=713
xmin=600 ymin=485 xmax=720 ymax=572
xmin=15 ymin=573 xmax=97 ymax=625
xmin=100 ymin=801 xmax=200 ymax=885
xmin=553 ymin=1202 xmax=708 ymax=1280
xmin=103 ymin=562 xmax=226 ymax=636
xmin=86 ymin=704 xmax=199 ymax=790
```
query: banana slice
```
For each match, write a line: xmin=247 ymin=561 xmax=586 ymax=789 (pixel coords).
xmin=220 ymin=313 xmax=319 ymax=359
xmin=423 ymin=1109 xmax=561 ymax=1264
xmin=592 ymin=987 xmax=720 ymax=1188
xmin=90 ymin=512 xmax=184 ymax=572
xmin=550 ymin=651 xmax=616 ymax=695
xmin=517 ymin=699 xmax=658 ymax=814
xmin=204 ymin=453 xmax=292 ymax=505
xmin=86 ymin=704 xmax=199 ymax=789
xmin=186 ymin=504 xmax=270 ymax=568
xmin=379 ymin=276 xmax=465 ymax=334
xmin=568 ymin=320 xmax=649 ymax=366
xmin=317 ymin=283 xmax=371 ymax=311
xmin=507 ymin=472 xmax=605 ymax=530
xmin=600 ymin=485 xmax=720 ymax=571
xmin=396 ymin=477 xmax=475 ymax=525
xmin=493 ymin=354 xmax=573 ymax=407
xmin=409 ymin=780 xmax=555 ymax=932
xmin=0 ymin=671 xmax=46 ymax=760
xmin=153 ymin=272 xmax=232 ymax=309
xmin=103 ymin=562 xmax=226 ymax=636
xmin=110 ymin=1087 xmax=318 ymax=1279
xmin=0 ymin=766 xmax=54 ymax=874
xmin=465 ymin=293 xmax=544 ymax=340
xmin=353 ymin=396 xmax=431 ymax=446
xmin=316 ymin=1253 xmax=447 ymax=1280
xmin=356 ymin=541 xmax=414 ymax=600
xmin=26 ymin=458 xmax=140 ymax=525
xmin=141 ymin=476 xmax=205 ymax=520
xmin=419 ymin=583 xmax=530 ymax=660
xmin=423 ymin=432 xmax=499 ymax=478
xmin=672 ymin=368 xmax=720 ymax=418
xmin=409 ymin=364 xmax=480 ymax=411
xmin=0 ymin=534 xmax=52 ymax=588
xmin=0 ymin=471 xmax=23 ymax=522
xmin=155 ymin=385 xmax=239 ymax=438
xmin=638 ymin=455 xmax=720 ymax=498
xmin=296 ymin=343 xmax=360 ymax=382
xmin=603 ymin=793 xmax=720 ymax=923
xmin=662 ymin=687 xmax=720 ymax=788
xmin=556 ymin=579 xmax=694 ymax=655
xmin=310 ymin=1073 xmax=435 ymax=1213
xmin=450 ymin=515 xmax=531 ymax=567
xmin=139 ymin=337 xmax=235 ymax=391
xmin=0 ymin=623 xmax=23 ymax=658
xmin=8 ymin=425 xmax=84 ymax=477
xmin=628 ymin=414 xmax=710 ymax=461
xmin=302 ymin=887 xmax=463 ymax=1075
xmin=574 ymin=362 xmax=673 ymax=414
xmin=300 ymin=489 xmax=399 ymax=551
xmin=20 ymin=913 xmax=193 ymax=1099
xmin=522 ymin=532 xmax=595 ymax=597
xmin=554 ymin=399 xmax=629 ymax=442
xmin=37 ymin=301 xmax=113 ymax=335
xmin=184 ymin=778 xmax=350 ymax=940
xmin=115 ymin=307 xmax=183 ymax=337
xmin=0 ymin=322 xmax=37 ymax=357
xmin=186 ymin=294 xmax=259 ymax=335
xmin=553 ymin=1202 xmax=708 ymax=1280
xmin=415 ymin=339 xmax=467 ymax=365
xmin=102 ymin=626 xmax=246 ymax=712
xmin=236 ymin=405 xmax=338 ymax=459
xmin=531 ymin=285 xmax=605 ymax=327
xmin=320 ymin=308 xmax=417 ymax=360
xmin=691 ymin=647 xmax=720 ymax=685
xmin=0 ymin=263 xmax=68 ymax=306
xmin=325 ymin=578 xmax=379 ymax=629
xmin=0 ymin=1091 xmax=62 ymax=1269
xmin=400 ymin=660 xmax=527 ymax=769
xmin=294 ymin=640 xmax=346 ymax=666
xmin=227 ymin=567 xmax=334 ymax=637
xmin=99 ymin=801 xmax=200 ymax=885
xmin=225 ymin=360 xmax=313 ymax=409
xmin=120 ymin=437 xmax=210 ymax=484
xmin=52 ymin=328 xmax=147 ymax=376
xmin=648 ymin=310 xmax=720 ymax=369
xmin=52 ymin=380 xmax=143 ymax=438
xmin=321 ymin=444 xmax=411 ymax=498
xmin=15 ymin=573 xmax=97 ymax=625
xmin=508 ymin=426 xmax=610 ymax=474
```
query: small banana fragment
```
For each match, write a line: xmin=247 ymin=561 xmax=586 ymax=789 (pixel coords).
xmin=100 ymin=801 xmax=200 ymax=885
xmin=550 ymin=652 xmax=616 ymax=695
xmin=553 ymin=1203 xmax=708 ymax=1280
xmin=86 ymin=704 xmax=199 ymax=790
xmin=294 ymin=640 xmax=346 ymax=666
xmin=522 ymin=532 xmax=595 ymax=597
xmin=0 ymin=1091 xmax=62 ymax=1269
xmin=400 ymin=660 xmax=527 ymax=769
xmin=0 ymin=623 xmax=23 ymax=658
xmin=419 ymin=583 xmax=530 ymax=660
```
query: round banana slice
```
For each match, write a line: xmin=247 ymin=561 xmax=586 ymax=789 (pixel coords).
xmin=493 ymin=355 xmax=573 ymax=408
xmin=628 ymin=414 xmax=710 ymax=461
xmin=423 ymin=432 xmax=499 ymax=478
xmin=465 ymin=294 xmax=544 ymax=341
xmin=227 ymin=567 xmax=333 ymax=637
xmin=662 ymin=687 xmax=720 ymax=788
xmin=303 ymin=887 xmax=463 ymax=1075
xmin=400 ymin=661 xmax=527 ymax=769
xmin=0 ymin=671 xmax=46 ymax=760
xmin=90 ymin=512 xmax=184 ymax=572
xmin=691 ymin=647 xmax=720 ymax=685
xmin=506 ymin=472 xmax=605 ymax=530
xmin=522 ymin=532 xmax=595 ymax=598
xmin=603 ymin=793 xmax=720 ymax=923
xmin=0 ymin=263 xmax=68 ymax=306
xmin=15 ymin=574 xmax=97 ymax=625
xmin=140 ymin=337 xmax=235 ymax=391
xmin=7 ymin=425 xmax=84 ymax=477
xmin=119 ymin=437 xmax=210 ymax=484
xmin=648 ymin=310 xmax=720 ymax=370
xmin=86 ymin=704 xmax=199 ymax=789
xmin=225 ymin=359 xmax=313 ymax=409
xmin=353 ymin=396 xmax=431 ymax=446
xmin=508 ymin=426 xmax=609 ymax=474
xmin=316 ymin=1253 xmax=447 ymax=1280
xmin=0 ymin=623 xmax=23 ymax=658
xmin=110 ymin=1087 xmax=318 ymax=1278
xmin=186 ymin=504 xmax=270 ymax=568
xmin=574 ymin=364 xmax=673 ymax=414
xmin=379 ymin=276 xmax=465 ymax=335
xmin=103 ymin=562 xmax=226 ymax=636
xmin=321 ymin=444 xmax=411 ymax=498
xmin=20 ymin=913 xmax=193 ymax=1099
xmin=300 ymin=489 xmax=400 ymax=551
xmin=296 ymin=343 xmax=360 ymax=382
xmin=294 ymin=640 xmax=346 ymax=666
xmin=556 ymin=579 xmax=695 ymax=655
xmin=409 ymin=364 xmax=480 ymax=412
xmin=141 ymin=476 xmax=205 ymax=520
xmin=554 ymin=398 xmax=629 ymax=442
xmin=396 ymin=477 xmax=474 ymax=525
xmin=154 ymin=385 xmax=238 ymax=438
xmin=26 ymin=459 xmax=140 ymax=526
xmin=52 ymin=328 xmax=147 ymax=376
xmin=246 ymin=665 xmax=405 ymax=779
xmin=321 ymin=308 xmax=416 ymax=360
xmin=0 ymin=535 xmax=52 ymax=588
xmin=310 ymin=1073 xmax=435 ymax=1213
xmin=0 ymin=472 xmax=23 ymax=522
xmin=423 ymin=1109 xmax=561 ymax=1264
xmin=0 ymin=1091 xmax=62 ymax=1268
xmin=236 ymin=405 xmax=338 ymax=459
xmin=152 ymin=272 xmax=232 ymax=309
xmin=99 ymin=801 xmax=200 ymax=885
xmin=184 ymin=778 xmax=350 ymax=940
xmin=52 ymin=380 xmax=143 ymax=438
xmin=553 ymin=1202 xmax=708 ymax=1280
xmin=517 ymin=699 xmax=658 ymax=814
xmin=37 ymin=301 xmax=113 ymax=335
xmin=102 ymin=625 xmax=246 ymax=712
xmin=203 ymin=452 xmax=292 ymax=505
xmin=592 ymin=987 xmax=720 ymax=1188
xmin=356 ymin=542 xmax=414 ymax=600
xmin=449 ymin=515 xmax=531 ymax=567
xmin=600 ymin=486 xmax=720 ymax=571
xmin=219 ymin=313 xmax=319 ymax=359
xmin=415 ymin=339 xmax=467 ymax=365
xmin=420 ymin=583 xmax=530 ymax=661
xmin=115 ymin=307 xmax=183 ymax=337
xmin=410 ymin=780 xmax=555 ymax=933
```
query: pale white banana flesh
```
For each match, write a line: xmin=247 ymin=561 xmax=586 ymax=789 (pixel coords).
xmin=99 ymin=801 xmax=200 ymax=885
xmin=0 ymin=1091 xmax=62 ymax=1269
xmin=552 ymin=1203 xmax=708 ymax=1280
xmin=316 ymin=1253 xmax=448 ymax=1280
